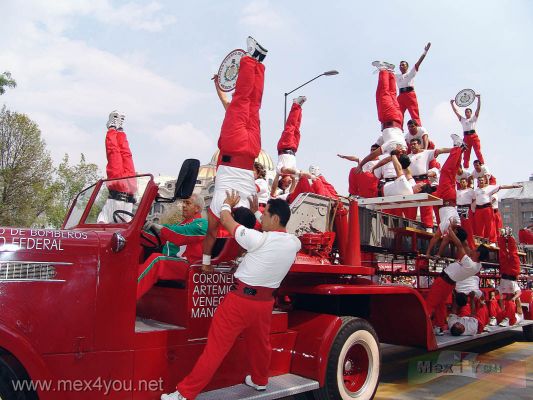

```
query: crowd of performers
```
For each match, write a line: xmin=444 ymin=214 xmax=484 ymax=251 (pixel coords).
xmin=96 ymin=38 xmax=531 ymax=399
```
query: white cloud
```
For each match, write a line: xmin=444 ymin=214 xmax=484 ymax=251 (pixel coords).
xmin=240 ymin=0 xmax=286 ymax=30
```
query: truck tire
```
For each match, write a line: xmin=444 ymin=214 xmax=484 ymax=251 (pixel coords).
xmin=523 ymin=325 xmax=533 ymax=342
xmin=313 ymin=317 xmax=380 ymax=400
xmin=0 ymin=356 xmax=34 ymax=400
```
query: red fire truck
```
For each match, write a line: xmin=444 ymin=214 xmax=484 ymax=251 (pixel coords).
xmin=0 ymin=160 xmax=531 ymax=400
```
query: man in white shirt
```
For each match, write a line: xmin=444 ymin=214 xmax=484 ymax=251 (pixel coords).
xmin=471 ymin=160 xmax=495 ymax=186
xmin=450 ymin=94 xmax=484 ymax=168
xmin=405 ymin=138 xmax=452 ymax=229
xmin=473 ymin=177 xmax=521 ymax=241
xmin=396 ymin=42 xmax=431 ymax=126
xmin=162 ymin=194 xmax=301 ymax=400
xmin=456 ymin=166 xmax=473 ymax=188
xmin=456 ymin=177 xmax=476 ymax=249
xmin=338 ymin=144 xmax=380 ymax=198
xmin=405 ymin=119 xmax=434 ymax=152
xmin=426 ymin=226 xmax=490 ymax=332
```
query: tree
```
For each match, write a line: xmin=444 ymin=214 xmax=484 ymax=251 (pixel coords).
xmin=0 ymin=71 xmax=17 ymax=95
xmin=0 ymin=106 xmax=54 ymax=227
xmin=46 ymin=154 xmax=100 ymax=228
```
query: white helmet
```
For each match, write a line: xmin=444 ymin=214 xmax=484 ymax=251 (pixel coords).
xmin=106 ymin=110 xmax=125 ymax=130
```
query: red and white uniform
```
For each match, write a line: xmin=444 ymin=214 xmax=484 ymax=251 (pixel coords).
xmin=374 ymin=155 xmax=410 ymax=217
xmin=405 ymin=150 xmax=436 ymax=227
xmin=405 ymin=126 xmax=435 ymax=152
xmin=457 ymin=187 xmax=476 ymax=249
xmin=491 ymin=193 xmax=502 ymax=242
xmin=176 ymin=225 xmax=301 ymax=400
xmin=211 ymin=56 xmax=265 ymax=218
xmin=474 ymin=185 xmax=500 ymax=239
xmin=98 ymin=128 xmax=136 ymax=223
xmin=396 ymin=68 xmax=421 ymax=126
xmin=497 ymin=235 xmax=521 ymax=295
xmin=276 ymin=102 xmax=302 ymax=173
xmin=426 ymin=254 xmax=482 ymax=329
xmin=348 ymin=159 xmax=379 ymax=198
xmin=456 ymin=170 xmax=472 ymax=189
xmin=455 ymin=275 xmax=482 ymax=298
xmin=255 ymin=178 xmax=269 ymax=205
xmin=375 ymin=70 xmax=406 ymax=153
xmin=472 ymin=165 xmax=495 ymax=185
xmin=460 ymin=115 xmax=484 ymax=168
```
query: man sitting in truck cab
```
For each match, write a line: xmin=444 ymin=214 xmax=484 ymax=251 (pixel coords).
xmin=137 ymin=194 xmax=207 ymax=300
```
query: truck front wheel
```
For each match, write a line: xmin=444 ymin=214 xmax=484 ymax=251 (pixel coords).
xmin=0 ymin=355 xmax=35 ymax=400
xmin=315 ymin=317 xmax=380 ymax=400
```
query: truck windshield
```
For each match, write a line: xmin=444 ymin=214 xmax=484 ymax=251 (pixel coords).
xmin=64 ymin=176 xmax=151 ymax=229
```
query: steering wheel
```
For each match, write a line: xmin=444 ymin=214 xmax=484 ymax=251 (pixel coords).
xmin=113 ymin=210 xmax=134 ymax=223
xmin=141 ymin=226 xmax=162 ymax=250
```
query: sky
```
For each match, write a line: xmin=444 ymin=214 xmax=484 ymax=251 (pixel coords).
xmin=1 ymin=0 xmax=532 ymax=194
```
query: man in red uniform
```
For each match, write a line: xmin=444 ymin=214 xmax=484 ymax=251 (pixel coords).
xmin=450 ymin=95 xmax=483 ymax=168
xmin=456 ymin=177 xmax=476 ymax=249
xmin=276 ymin=96 xmax=306 ymax=175
xmin=495 ymin=230 xmax=523 ymax=326
xmin=97 ymin=110 xmax=137 ymax=223
xmin=161 ymin=194 xmax=301 ymax=400
xmin=519 ymin=220 xmax=533 ymax=244
xmin=137 ymin=194 xmax=207 ymax=300
xmin=203 ymin=36 xmax=267 ymax=273
xmin=338 ymin=144 xmax=380 ymax=198
xmin=396 ymin=42 xmax=431 ymax=126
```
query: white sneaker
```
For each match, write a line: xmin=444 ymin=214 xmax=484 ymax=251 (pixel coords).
xmin=293 ymin=96 xmax=307 ymax=106
xmin=515 ymin=313 xmax=524 ymax=324
xmin=371 ymin=60 xmax=395 ymax=72
xmin=483 ymin=325 xmax=490 ymax=332
xmin=161 ymin=390 xmax=187 ymax=400
xmin=450 ymin=133 xmax=464 ymax=148
xmin=489 ymin=243 xmax=497 ymax=248
xmin=244 ymin=375 xmax=267 ymax=391
xmin=498 ymin=317 xmax=510 ymax=327
xmin=425 ymin=227 xmax=433 ymax=233
xmin=246 ymin=36 xmax=267 ymax=62
xmin=433 ymin=326 xmax=445 ymax=336
xmin=505 ymin=226 xmax=513 ymax=237
xmin=489 ymin=316 xmax=497 ymax=326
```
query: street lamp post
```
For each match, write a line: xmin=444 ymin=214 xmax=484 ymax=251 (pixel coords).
xmin=284 ymin=70 xmax=339 ymax=125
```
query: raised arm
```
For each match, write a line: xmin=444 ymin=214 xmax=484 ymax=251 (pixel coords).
xmin=447 ymin=225 xmax=466 ymax=260
xmin=356 ymin=146 xmax=383 ymax=173
xmin=450 ymin=99 xmax=462 ymax=121
xmin=475 ymin=94 xmax=481 ymax=118
xmin=219 ymin=190 xmax=241 ymax=235
xmin=434 ymin=147 xmax=452 ymax=157
xmin=337 ymin=154 xmax=360 ymax=162
xmin=414 ymin=42 xmax=431 ymax=71
xmin=270 ymin=173 xmax=281 ymax=197
xmin=212 ymin=74 xmax=230 ymax=110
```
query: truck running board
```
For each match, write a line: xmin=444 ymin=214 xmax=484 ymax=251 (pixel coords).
xmin=197 ymin=374 xmax=319 ymax=400
xmin=435 ymin=319 xmax=533 ymax=348
xmin=357 ymin=193 xmax=442 ymax=210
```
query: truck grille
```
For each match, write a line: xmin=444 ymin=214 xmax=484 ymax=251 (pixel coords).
xmin=0 ymin=262 xmax=57 ymax=281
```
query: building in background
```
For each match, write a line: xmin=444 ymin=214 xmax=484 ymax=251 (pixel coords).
xmin=499 ymin=175 xmax=533 ymax=237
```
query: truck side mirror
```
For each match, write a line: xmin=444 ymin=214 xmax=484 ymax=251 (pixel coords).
xmin=156 ymin=159 xmax=200 ymax=203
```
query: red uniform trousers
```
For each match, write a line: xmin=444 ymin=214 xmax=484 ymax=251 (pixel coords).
xmin=218 ymin=56 xmax=264 ymax=170
xmin=105 ymin=128 xmax=137 ymax=193
xmin=376 ymin=70 xmax=402 ymax=126
xmin=474 ymin=207 xmax=494 ymax=240
xmin=498 ymin=236 xmax=520 ymax=277
xmin=348 ymin=169 xmax=378 ymax=198
xmin=177 ymin=292 xmax=274 ymax=399
xmin=277 ymin=102 xmax=302 ymax=152
xmin=488 ymin=298 xmax=516 ymax=325
xmin=397 ymin=91 xmax=421 ymax=126
xmin=405 ymin=178 xmax=433 ymax=227
xmin=287 ymin=177 xmax=330 ymax=204
xmin=426 ymin=276 xmax=454 ymax=330
xmin=136 ymin=255 xmax=189 ymax=300
xmin=433 ymin=147 xmax=463 ymax=203
xmin=519 ymin=228 xmax=533 ymax=244
xmin=491 ymin=209 xmax=502 ymax=242
xmin=462 ymin=133 xmax=484 ymax=168
xmin=460 ymin=212 xmax=476 ymax=249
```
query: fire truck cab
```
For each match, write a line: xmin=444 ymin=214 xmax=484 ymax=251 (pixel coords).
xmin=0 ymin=160 xmax=531 ymax=400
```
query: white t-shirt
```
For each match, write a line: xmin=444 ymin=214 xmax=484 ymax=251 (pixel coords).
xmin=383 ymin=175 xmax=414 ymax=196
xmin=460 ymin=115 xmax=478 ymax=132
xmin=405 ymin=127 xmax=428 ymax=143
xmin=445 ymin=255 xmax=482 ymax=283
xmin=456 ymin=170 xmax=472 ymax=183
xmin=376 ymin=127 xmax=406 ymax=154
xmin=455 ymin=275 xmax=482 ymax=298
xmin=395 ymin=68 xmax=417 ymax=89
xmin=408 ymin=150 xmax=435 ymax=176
xmin=438 ymin=206 xmax=461 ymax=235
xmin=362 ymin=159 xmax=379 ymax=174
xmin=447 ymin=314 xmax=478 ymax=336
xmin=491 ymin=193 xmax=499 ymax=210
xmin=234 ymin=226 xmax=301 ymax=288
xmin=276 ymin=153 xmax=297 ymax=174
xmin=474 ymin=185 xmax=499 ymax=206
xmin=374 ymin=154 xmax=396 ymax=179
xmin=472 ymin=165 xmax=491 ymax=181
xmin=457 ymin=188 xmax=475 ymax=206
xmin=210 ymin=165 xmax=255 ymax=217
xmin=255 ymin=178 xmax=269 ymax=204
